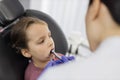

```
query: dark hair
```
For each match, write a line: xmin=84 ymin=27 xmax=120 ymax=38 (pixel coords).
xmin=11 ymin=17 xmax=47 ymax=52
xmin=90 ymin=0 xmax=120 ymax=24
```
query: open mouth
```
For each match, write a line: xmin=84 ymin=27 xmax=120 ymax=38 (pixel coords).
xmin=47 ymin=49 xmax=54 ymax=58
xmin=49 ymin=49 xmax=54 ymax=56
xmin=49 ymin=49 xmax=62 ymax=60
xmin=50 ymin=49 xmax=54 ymax=54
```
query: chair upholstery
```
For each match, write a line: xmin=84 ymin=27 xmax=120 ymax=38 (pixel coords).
xmin=0 ymin=0 xmax=24 ymax=27
xmin=0 ymin=34 xmax=28 ymax=80
xmin=0 ymin=0 xmax=68 ymax=80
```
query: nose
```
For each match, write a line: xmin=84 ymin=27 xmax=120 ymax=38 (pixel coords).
xmin=48 ymin=37 xmax=54 ymax=47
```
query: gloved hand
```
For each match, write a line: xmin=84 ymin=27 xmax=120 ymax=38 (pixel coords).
xmin=44 ymin=56 xmax=75 ymax=69
xmin=41 ymin=56 xmax=75 ymax=75
xmin=52 ymin=56 xmax=75 ymax=65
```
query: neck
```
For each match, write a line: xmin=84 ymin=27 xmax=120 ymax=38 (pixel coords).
xmin=89 ymin=39 xmax=101 ymax=52
xmin=101 ymin=26 xmax=120 ymax=41
xmin=89 ymin=2 xmax=120 ymax=52
xmin=32 ymin=60 xmax=49 ymax=69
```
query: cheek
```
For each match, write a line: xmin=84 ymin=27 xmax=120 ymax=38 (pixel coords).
xmin=32 ymin=46 xmax=45 ymax=54
xmin=30 ymin=47 xmax=47 ymax=59
xmin=27 ymin=43 xmax=49 ymax=59
xmin=28 ymin=44 xmax=43 ymax=55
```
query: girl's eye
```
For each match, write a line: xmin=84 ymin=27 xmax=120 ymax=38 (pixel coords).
xmin=38 ymin=40 xmax=44 ymax=44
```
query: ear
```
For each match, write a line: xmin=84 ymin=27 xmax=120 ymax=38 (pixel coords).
xmin=21 ymin=49 xmax=32 ymax=58
xmin=87 ymin=0 xmax=101 ymax=20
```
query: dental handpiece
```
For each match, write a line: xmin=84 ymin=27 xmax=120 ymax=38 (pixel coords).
xmin=50 ymin=49 xmax=62 ymax=60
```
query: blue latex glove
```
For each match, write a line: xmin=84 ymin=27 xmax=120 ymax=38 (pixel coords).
xmin=52 ymin=56 xmax=75 ymax=65
xmin=44 ymin=56 xmax=75 ymax=70
xmin=41 ymin=56 xmax=75 ymax=75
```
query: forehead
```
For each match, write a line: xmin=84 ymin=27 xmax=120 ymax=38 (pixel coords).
xmin=27 ymin=22 xmax=48 ymax=31
xmin=26 ymin=23 xmax=49 ymax=40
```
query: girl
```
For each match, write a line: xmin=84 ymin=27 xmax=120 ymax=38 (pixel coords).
xmin=11 ymin=17 xmax=74 ymax=80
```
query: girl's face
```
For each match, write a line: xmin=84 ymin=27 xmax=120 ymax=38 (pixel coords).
xmin=24 ymin=23 xmax=55 ymax=66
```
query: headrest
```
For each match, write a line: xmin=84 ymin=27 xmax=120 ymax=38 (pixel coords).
xmin=0 ymin=0 xmax=24 ymax=27
xmin=0 ymin=34 xmax=28 ymax=80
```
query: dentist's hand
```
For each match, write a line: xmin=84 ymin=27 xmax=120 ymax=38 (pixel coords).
xmin=45 ymin=56 xmax=75 ymax=69
xmin=53 ymin=56 xmax=75 ymax=64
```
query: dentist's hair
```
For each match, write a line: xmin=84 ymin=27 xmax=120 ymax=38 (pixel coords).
xmin=90 ymin=0 xmax=120 ymax=24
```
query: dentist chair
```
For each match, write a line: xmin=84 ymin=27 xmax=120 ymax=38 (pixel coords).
xmin=0 ymin=0 xmax=68 ymax=80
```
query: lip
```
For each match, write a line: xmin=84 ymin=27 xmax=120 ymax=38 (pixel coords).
xmin=47 ymin=48 xmax=55 ymax=58
xmin=50 ymin=48 xmax=55 ymax=53
xmin=47 ymin=52 xmax=55 ymax=59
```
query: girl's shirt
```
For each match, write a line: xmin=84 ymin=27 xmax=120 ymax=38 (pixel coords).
xmin=25 ymin=53 xmax=75 ymax=80
xmin=25 ymin=60 xmax=44 ymax=80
